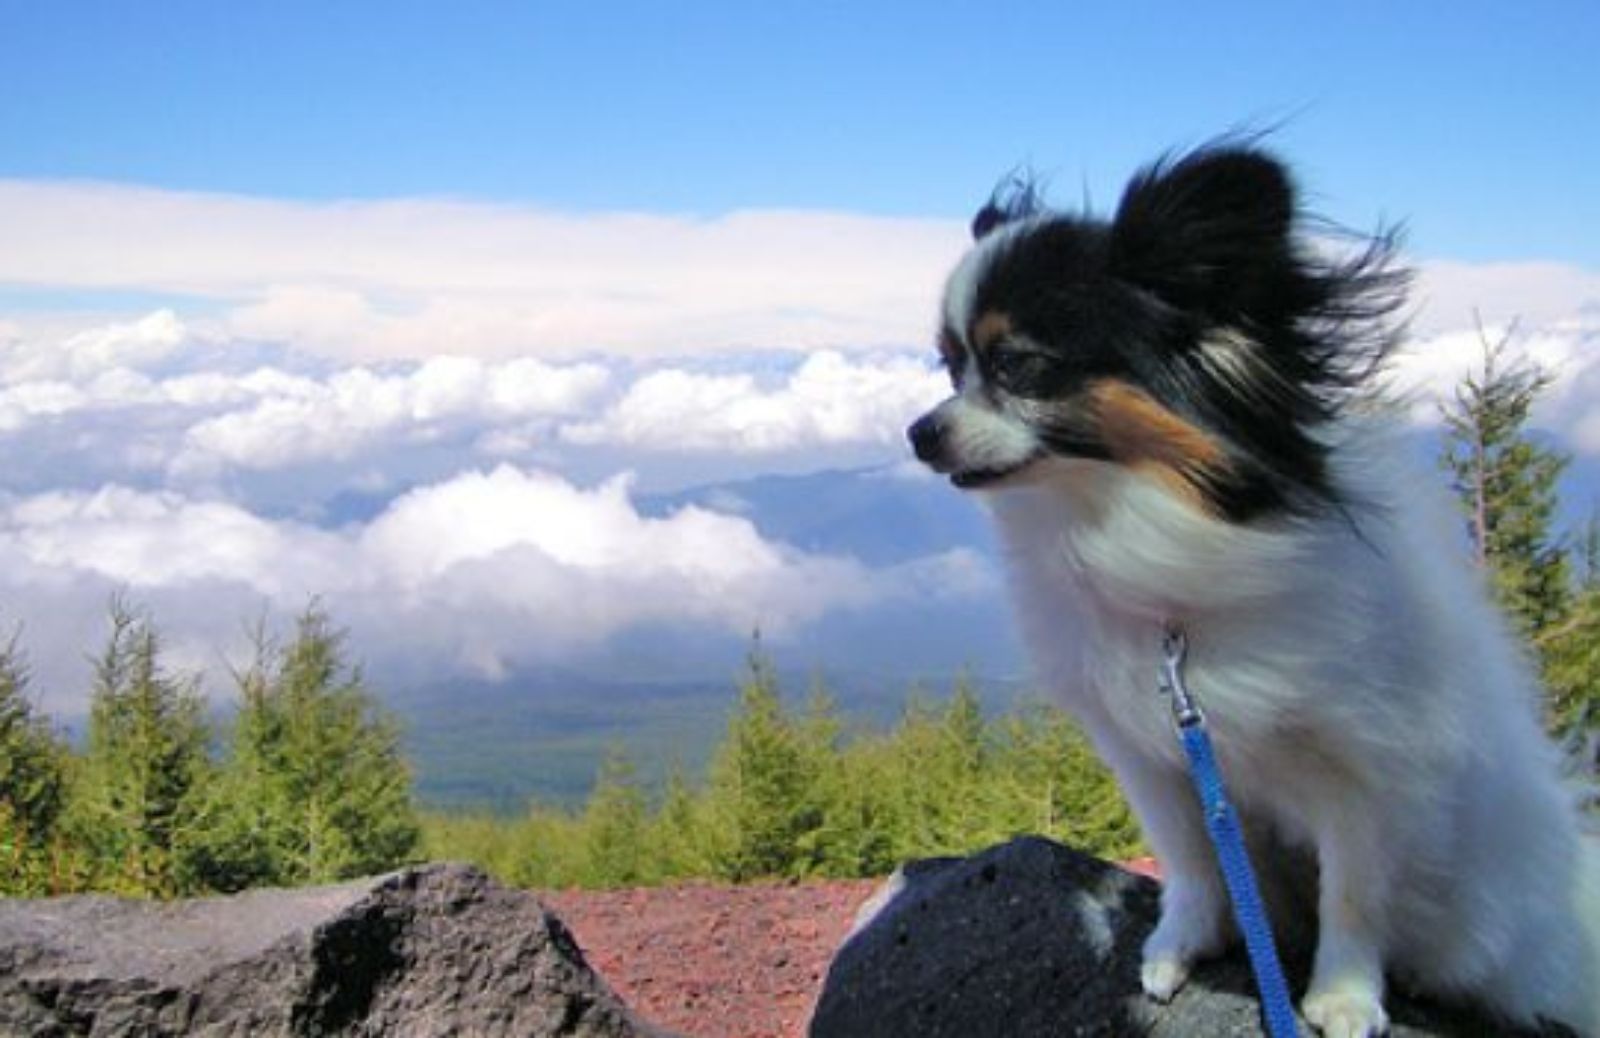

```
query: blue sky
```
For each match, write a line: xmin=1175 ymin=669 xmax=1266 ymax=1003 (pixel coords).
xmin=4 ymin=2 xmax=1598 ymax=263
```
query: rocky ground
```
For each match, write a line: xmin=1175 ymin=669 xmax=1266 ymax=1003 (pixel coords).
xmin=545 ymin=879 xmax=881 ymax=1038
xmin=544 ymin=845 xmax=1547 ymax=1038
xmin=3 ymin=851 xmax=1544 ymax=1037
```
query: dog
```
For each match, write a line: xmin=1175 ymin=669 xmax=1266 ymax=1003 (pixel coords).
xmin=907 ymin=143 xmax=1600 ymax=1037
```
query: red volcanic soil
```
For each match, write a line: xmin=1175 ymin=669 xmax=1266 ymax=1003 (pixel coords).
xmin=544 ymin=879 xmax=882 ymax=1038
xmin=543 ymin=859 xmax=1158 ymax=1038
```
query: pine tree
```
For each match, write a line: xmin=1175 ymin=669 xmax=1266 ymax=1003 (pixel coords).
xmin=1437 ymin=318 xmax=1600 ymax=746
xmin=1541 ymin=512 xmax=1600 ymax=737
xmin=815 ymin=738 xmax=900 ymax=876
xmin=581 ymin=746 xmax=651 ymax=887
xmin=701 ymin=644 xmax=825 ymax=881
xmin=0 ymin=626 xmax=70 ymax=894
xmin=989 ymin=703 xmax=1143 ymax=859
xmin=187 ymin=604 xmax=419 ymax=890
xmin=649 ymin=764 xmax=709 ymax=878
xmin=872 ymin=685 xmax=990 ymax=858
xmin=69 ymin=598 xmax=211 ymax=896
xmin=508 ymin=805 xmax=586 ymax=888
xmin=941 ymin=677 xmax=986 ymax=775
xmin=414 ymin=674 xmax=1156 ymax=888
xmin=0 ymin=629 xmax=65 ymax=841
xmin=1440 ymin=316 xmax=1571 ymax=636
xmin=934 ymin=676 xmax=989 ymax=843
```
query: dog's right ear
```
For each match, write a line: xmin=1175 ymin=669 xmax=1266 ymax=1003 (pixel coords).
xmin=971 ymin=173 xmax=1044 ymax=241
xmin=1108 ymin=145 xmax=1296 ymax=319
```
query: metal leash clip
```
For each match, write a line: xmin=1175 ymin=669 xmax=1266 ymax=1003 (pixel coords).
xmin=1158 ymin=623 xmax=1205 ymax=728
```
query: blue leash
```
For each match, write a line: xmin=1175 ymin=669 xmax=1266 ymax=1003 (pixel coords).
xmin=1159 ymin=625 xmax=1300 ymax=1038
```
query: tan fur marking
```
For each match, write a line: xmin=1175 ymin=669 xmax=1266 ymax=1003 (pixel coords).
xmin=971 ymin=311 xmax=1013 ymax=352
xmin=1087 ymin=380 xmax=1230 ymax=511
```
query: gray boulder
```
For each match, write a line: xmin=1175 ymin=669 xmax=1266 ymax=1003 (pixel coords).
xmin=809 ymin=836 xmax=1569 ymax=1037
xmin=0 ymin=862 xmax=669 ymax=1037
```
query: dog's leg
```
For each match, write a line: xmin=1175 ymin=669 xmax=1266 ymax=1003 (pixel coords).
xmin=1117 ymin=757 xmax=1233 ymax=1001
xmin=1302 ymin=810 xmax=1391 ymax=1038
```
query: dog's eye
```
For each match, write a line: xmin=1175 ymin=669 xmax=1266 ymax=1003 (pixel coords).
xmin=987 ymin=345 xmax=1055 ymax=393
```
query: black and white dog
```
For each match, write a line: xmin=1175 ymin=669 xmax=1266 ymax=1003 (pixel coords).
xmin=908 ymin=144 xmax=1599 ymax=1037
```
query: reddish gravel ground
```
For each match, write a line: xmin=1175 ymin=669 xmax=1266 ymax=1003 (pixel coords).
xmin=544 ymin=878 xmax=882 ymax=1038
xmin=544 ymin=859 xmax=1158 ymax=1038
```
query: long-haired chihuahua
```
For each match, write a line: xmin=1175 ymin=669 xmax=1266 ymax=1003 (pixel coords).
xmin=908 ymin=143 xmax=1600 ymax=1037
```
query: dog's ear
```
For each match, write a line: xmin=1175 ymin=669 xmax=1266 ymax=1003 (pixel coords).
xmin=971 ymin=202 xmax=1008 ymax=240
xmin=1108 ymin=146 xmax=1296 ymax=319
xmin=971 ymin=172 xmax=1044 ymax=241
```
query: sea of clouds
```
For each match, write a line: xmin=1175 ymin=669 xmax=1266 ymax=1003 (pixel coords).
xmin=0 ymin=306 xmax=980 ymax=708
xmin=2 ymin=181 xmax=1597 ymax=712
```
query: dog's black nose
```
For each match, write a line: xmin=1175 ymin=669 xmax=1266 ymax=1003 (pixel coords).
xmin=907 ymin=413 xmax=943 ymax=463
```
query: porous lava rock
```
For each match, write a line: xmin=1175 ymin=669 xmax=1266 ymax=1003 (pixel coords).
xmin=809 ymin=835 xmax=1569 ymax=1037
xmin=0 ymin=862 xmax=672 ymax=1037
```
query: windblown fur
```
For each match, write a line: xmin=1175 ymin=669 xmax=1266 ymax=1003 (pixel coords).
xmin=909 ymin=143 xmax=1600 ymax=1037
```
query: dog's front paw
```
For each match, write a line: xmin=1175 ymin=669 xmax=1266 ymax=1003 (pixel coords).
xmin=1139 ymin=953 xmax=1191 ymax=1002
xmin=1302 ymin=986 xmax=1389 ymax=1038
xmin=1139 ymin=878 xmax=1228 ymax=1003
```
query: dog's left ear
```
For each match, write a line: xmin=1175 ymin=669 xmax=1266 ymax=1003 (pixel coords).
xmin=971 ymin=202 xmax=1009 ymax=240
xmin=971 ymin=173 xmax=1044 ymax=241
xmin=1108 ymin=146 xmax=1296 ymax=319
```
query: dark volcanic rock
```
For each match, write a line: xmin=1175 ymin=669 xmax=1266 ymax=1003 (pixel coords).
xmin=0 ymin=862 xmax=670 ymax=1037
xmin=809 ymin=836 xmax=1567 ymax=1038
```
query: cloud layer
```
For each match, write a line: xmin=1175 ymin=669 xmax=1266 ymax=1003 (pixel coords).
xmin=8 ymin=302 xmax=1599 ymax=501
xmin=1388 ymin=313 xmax=1600 ymax=436
xmin=0 ymin=180 xmax=969 ymax=361
xmin=561 ymin=350 xmax=947 ymax=452
xmin=6 ymin=300 xmax=1597 ymax=715
xmin=6 ymin=179 xmax=1599 ymax=366
xmin=1 ymin=464 xmax=993 ymax=709
xmin=0 ymin=310 xmax=954 ymax=499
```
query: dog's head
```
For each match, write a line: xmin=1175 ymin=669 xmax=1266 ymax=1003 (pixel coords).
xmin=907 ymin=144 xmax=1405 ymax=522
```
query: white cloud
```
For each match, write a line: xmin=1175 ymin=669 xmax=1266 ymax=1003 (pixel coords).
xmin=1388 ymin=311 xmax=1600 ymax=435
xmin=0 ymin=180 xmax=968 ymax=362
xmin=6 ymin=486 xmax=344 ymax=596
xmin=0 ymin=380 xmax=88 ymax=432
xmin=0 ymin=466 xmax=977 ymax=705
xmin=0 ymin=314 xmax=616 ymax=481
xmin=561 ymin=350 xmax=947 ymax=453
xmin=0 ymin=309 xmax=187 ymax=383
xmin=0 ymin=312 xmax=956 ymax=491
xmin=1410 ymin=261 xmax=1600 ymax=337
xmin=170 ymin=355 xmax=611 ymax=476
